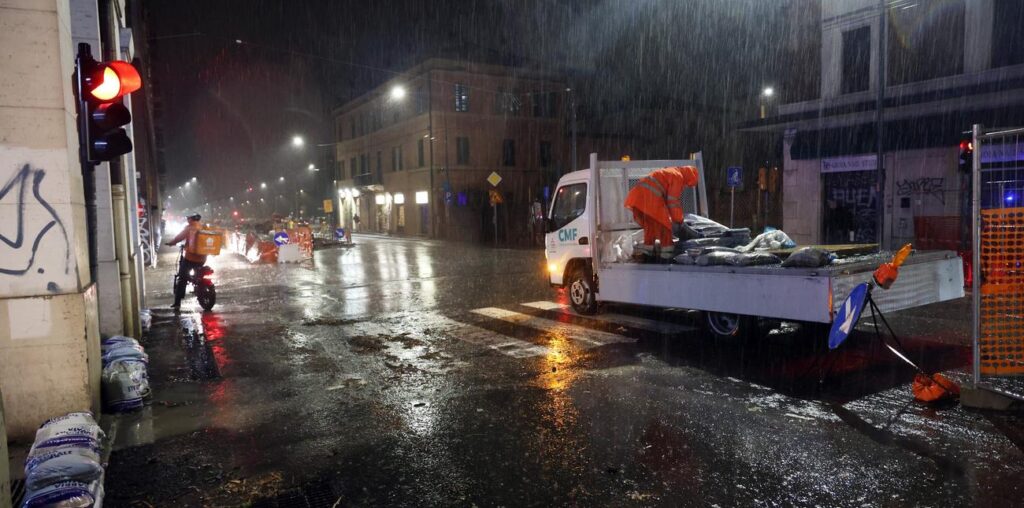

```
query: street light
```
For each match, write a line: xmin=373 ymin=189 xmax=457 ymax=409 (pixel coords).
xmin=191 ymin=176 xmax=197 ymax=183
xmin=292 ymin=135 xmax=304 ymax=147
xmin=260 ymin=182 xmax=267 ymax=189
xmin=760 ymin=86 xmax=775 ymax=119
xmin=279 ymin=176 xmax=285 ymax=182
xmin=390 ymin=85 xmax=406 ymax=101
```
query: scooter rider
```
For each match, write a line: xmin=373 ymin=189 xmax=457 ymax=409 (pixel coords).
xmin=165 ymin=213 xmax=208 ymax=309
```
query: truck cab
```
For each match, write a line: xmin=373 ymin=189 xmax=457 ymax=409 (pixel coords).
xmin=545 ymin=170 xmax=595 ymax=308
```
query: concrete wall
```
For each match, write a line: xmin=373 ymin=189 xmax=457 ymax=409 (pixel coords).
xmin=0 ymin=0 xmax=101 ymax=439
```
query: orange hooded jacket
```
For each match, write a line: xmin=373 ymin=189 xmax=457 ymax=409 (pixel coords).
xmin=624 ymin=166 xmax=700 ymax=229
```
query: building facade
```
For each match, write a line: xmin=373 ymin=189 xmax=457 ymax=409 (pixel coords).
xmin=333 ymin=59 xmax=571 ymax=245
xmin=742 ymin=0 xmax=1024 ymax=249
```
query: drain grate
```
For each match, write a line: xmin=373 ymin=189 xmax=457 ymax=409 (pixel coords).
xmin=250 ymin=480 xmax=339 ymax=508
xmin=11 ymin=478 xmax=25 ymax=506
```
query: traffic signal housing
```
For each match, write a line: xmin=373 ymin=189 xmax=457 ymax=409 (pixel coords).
xmin=75 ymin=43 xmax=142 ymax=163
xmin=958 ymin=139 xmax=973 ymax=173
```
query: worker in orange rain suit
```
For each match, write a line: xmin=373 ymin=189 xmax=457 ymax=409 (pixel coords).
xmin=624 ymin=166 xmax=700 ymax=257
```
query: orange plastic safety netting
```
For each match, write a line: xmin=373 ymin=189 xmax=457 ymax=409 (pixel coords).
xmin=979 ymin=207 xmax=1024 ymax=375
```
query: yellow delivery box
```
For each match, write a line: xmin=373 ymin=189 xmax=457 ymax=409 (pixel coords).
xmin=191 ymin=228 xmax=224 ymax=256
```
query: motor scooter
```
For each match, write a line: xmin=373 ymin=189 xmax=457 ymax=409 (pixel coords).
xmin=174 ymin=247 xmax=216 ymax=311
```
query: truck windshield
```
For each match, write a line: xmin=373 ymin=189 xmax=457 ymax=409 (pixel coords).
xmin=551 ymin=183 xmax=586 ymax=230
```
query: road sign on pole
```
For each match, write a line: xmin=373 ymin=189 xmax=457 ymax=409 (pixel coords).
xmin=727 ymin=166 xmax=742 ymax=227
xmin=487 ymin=171 xmax=502 ymax=187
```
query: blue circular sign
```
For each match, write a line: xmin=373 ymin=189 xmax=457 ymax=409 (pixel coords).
xmin=273 ymin=231 xmax=290 ymax=246
xmin=828 ymin=282 xmax=869 ymax=349
xmin=334 ymin=228 xmax=346 ymax=240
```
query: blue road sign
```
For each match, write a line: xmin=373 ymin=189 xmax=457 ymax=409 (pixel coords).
xmin=334 ymin=228 xmax=345 ymax=240
xmin=727 ymin=166 xmax=742 ymax=188
xmin=828 ymin=282 xmax=869 ymax=349
xmin=273 ymin=231 xmax=290 ymax=246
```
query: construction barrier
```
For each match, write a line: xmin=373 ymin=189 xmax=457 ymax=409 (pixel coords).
xmin=972 ymin=124 xmax=1024 ymax=402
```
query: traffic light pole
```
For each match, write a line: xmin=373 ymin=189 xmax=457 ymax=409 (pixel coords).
xmin=75 ymin=43 xmax=99 ymax=283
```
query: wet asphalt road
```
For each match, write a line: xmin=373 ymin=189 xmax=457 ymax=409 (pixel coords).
xmin=105 ymin=235 xmax=1023 ymax=507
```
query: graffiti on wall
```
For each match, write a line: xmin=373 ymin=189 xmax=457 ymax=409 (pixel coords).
xmin=0 ymin=164 xmax=71 ymax=291
xmin=896 ymin=177 xmax=946 ymax=205
xmin=824 ymin=170 xmax=878 ymax=244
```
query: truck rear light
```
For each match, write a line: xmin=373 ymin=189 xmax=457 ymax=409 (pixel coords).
xmin=548 ymin=263 xmax=558 ymax=273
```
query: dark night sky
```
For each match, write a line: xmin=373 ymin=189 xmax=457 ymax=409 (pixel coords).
xmin=144 ymin=0 xmax=792 ymax=206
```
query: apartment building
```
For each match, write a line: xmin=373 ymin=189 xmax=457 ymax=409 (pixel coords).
xmin=332 ymin=59 xmax=571 ymax=245
xmin=741 ymin=0 xmax=1024 ymax=250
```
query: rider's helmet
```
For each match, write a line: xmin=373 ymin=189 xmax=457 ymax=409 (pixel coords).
xmin=187 ymin=213 xmax=202 ymax=222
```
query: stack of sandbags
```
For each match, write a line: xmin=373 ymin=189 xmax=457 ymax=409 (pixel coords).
xmin=21 ymin=412 xmax=105 ymax=507
xmin=101 ymin=336 xmax=151 ymax=413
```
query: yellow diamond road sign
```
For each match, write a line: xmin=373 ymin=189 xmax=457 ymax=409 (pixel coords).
xmin=487 ymin=171 xmax=502 ymax=187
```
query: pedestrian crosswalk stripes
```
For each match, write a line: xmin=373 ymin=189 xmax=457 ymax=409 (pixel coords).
xmin=429 ymin=315 xmax=552 ymax=358
xmin=470 ymin=306 xmax=635 ymax=348
xmin=519 ymin=301 xmax=696 ymax=335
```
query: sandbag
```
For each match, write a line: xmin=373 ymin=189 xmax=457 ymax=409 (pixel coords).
xmin=25 ymin=445 xmax=102 ymax=475
xmin=673 ymin=253 xmax=696 ymax=265
xmin=738 ymin=228 xmax=796 ymax=252
xmin=25 ymin=452 xmax=103 ymax=491
xmin=102 ymin=358 xmax=150 ymax=412
xmin=732 ymin=252 xmax=782 ymax=267
xmin=782 ymin=247 xmax=834 ymax=268
xmin=696 ymin=251 xmax=742 ymax=266
xmin=22 ymin=480 xmax=99 ymax=508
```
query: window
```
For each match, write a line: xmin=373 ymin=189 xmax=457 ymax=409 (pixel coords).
xmin=456 ymin=137 xmax=470 ymax=165
xmin=350 ymin=118 xmax=356 ymax=139
xmin=502 ymin=139 xmax=516 ymax=166
xmin=454 ymin=83 xmax=469 ymax=112
xmin=335 ymin=118 xmax=344 ymax=141
xmin=495 ymin=90 xmax=521 ymax=115
xmin=398 ymin=146 xmax=403 ymax=171
xmin=391 ymin=147 xmax=398 ymax=172
xmin=358 ymin=114 xmax=365 ymax=136
xmin=841 ymin=26 xmax=871 ymax=94
xmin=533 ymin=92 xmax=557 ymax=118
xmin=887 ymin=1 xmax=964 ymax=85
xmin=350 ymin=157 xmax=357 ymax=178
xmin=360 ymin=154 xmax=368 ymax=175
xmin=993 ymin=0 xmax=1024 ymax=68
xmin=415 ymin=87 xmax=427 ymax=114
xmin=418 ymin=139 xmax=425 ymax=167
xmin=551 ymin=183 xmax=586 ymax=230
xmin=539 ymin=141 xmax=552 ymax=167
xmin=339 ymin=160 xmax=345 ymax=180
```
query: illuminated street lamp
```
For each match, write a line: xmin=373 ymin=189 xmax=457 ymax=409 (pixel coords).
xmin=191 ymin=176 xmax=197 ymax=183
xmin=292 ymin=135 xmax=304 ymax=147
xmin=760 ymin=86 xmax=775 ymax=119
xmin=260 ymin=182 xmax=267 ymax=189
xmin=390 ymin=84 xmax=407 ymax=101
xmin=279 ymin=176 xmax=285 ymax=182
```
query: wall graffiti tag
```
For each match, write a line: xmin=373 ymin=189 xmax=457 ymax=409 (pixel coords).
xmin=823 ymin=170 xmax=878 ymax=244
xmin=0 ymin=164 xmax=71 ymax=289
xmin=896 ymin=177 xmax=946 ymax=205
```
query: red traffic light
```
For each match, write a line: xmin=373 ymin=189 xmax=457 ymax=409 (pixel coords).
xmin=959 ymin=140 xmax=973 ymax=153
xmin=232 ymin=210 xmax=240 ymax=217
xmin=88 ymin=61 xmax=141 ymax=102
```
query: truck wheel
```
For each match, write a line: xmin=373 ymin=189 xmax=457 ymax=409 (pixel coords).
xmin=704 ymin=312 xmax=757 ymax=341
xmin=567 ymin=268 xmax=598 ymax=315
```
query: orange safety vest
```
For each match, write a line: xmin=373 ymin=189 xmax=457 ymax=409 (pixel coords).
xmin=624 ymin=166 xmax=699 ymax=228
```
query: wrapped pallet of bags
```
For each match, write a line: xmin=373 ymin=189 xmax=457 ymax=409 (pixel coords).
xmin=22 ymin=412 xmax=105 ymax=507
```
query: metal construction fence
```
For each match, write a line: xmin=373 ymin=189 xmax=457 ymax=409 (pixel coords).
xmin=973 ymin=124 xmax=1024 ymax=401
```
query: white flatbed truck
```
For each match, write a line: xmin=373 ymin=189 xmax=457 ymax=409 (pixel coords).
xmin=544 ymin=154 xmax=965 ymax=339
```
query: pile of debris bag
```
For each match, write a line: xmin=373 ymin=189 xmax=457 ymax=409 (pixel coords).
xmin=673 ymin=216 xmax=834 ymax=268
xmin=607 ymin=215 xmax=838 ymax=269
xmin=101 ymin=335 xmax=151 ymax=413
xmin=21 ymin=412 xmax=105 ymax=507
